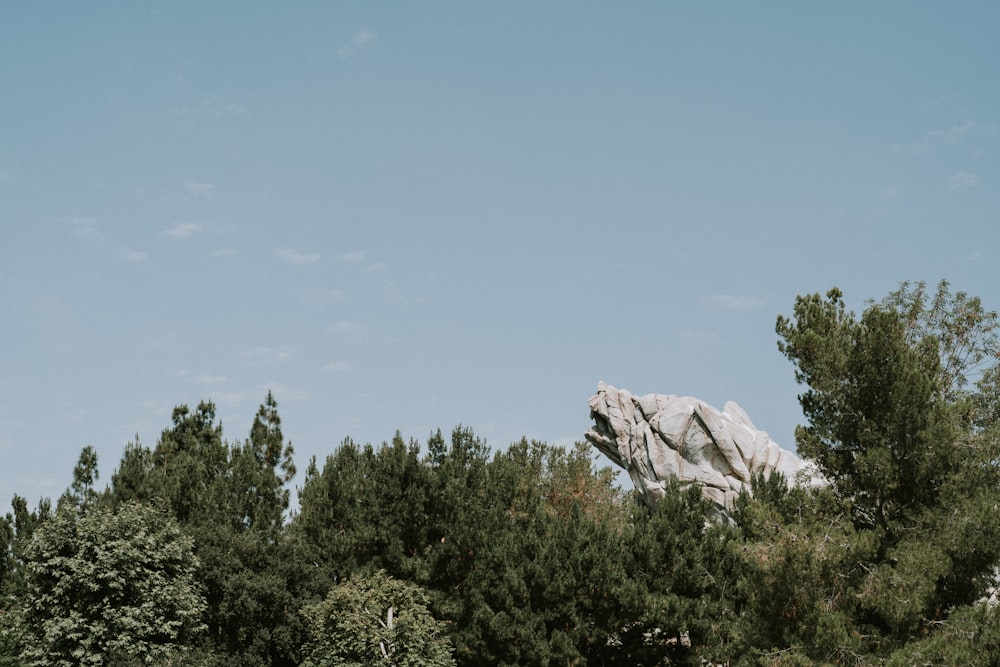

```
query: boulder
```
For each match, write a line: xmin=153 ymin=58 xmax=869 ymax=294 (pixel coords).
xmin=586 ymin=382 xmax=814 ymax=513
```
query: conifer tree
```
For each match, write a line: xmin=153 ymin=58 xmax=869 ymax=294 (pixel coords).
xmin=761 ymin=282 xmax=1000 ymax=660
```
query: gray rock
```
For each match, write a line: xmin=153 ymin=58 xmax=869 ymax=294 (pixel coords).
xmin=586 ymin=382 xmax=816 ymax=513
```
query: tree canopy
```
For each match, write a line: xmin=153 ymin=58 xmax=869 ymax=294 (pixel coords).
xmin=14 ymin=502 xmax=205 ymax=666
xmin=2 ymin=279 xmax=999 ymax=665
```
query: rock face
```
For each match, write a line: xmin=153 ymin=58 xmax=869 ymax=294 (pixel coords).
xmin=586 ymin=382 xmax=809 ymax=512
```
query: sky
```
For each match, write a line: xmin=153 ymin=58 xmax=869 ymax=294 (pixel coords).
xmin=2 ymin=2 xmax=999 ymax=512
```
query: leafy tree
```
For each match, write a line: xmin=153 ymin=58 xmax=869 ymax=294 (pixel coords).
xmin=301 ymin=570 xmax=455 ymax=667
xmin=433 ymin=438 xmax=618 ymax=665
xmin=236 ymin=390 xmax=296 ymax=532
xmin=875 ymin=279 xmax=1000 ymax=411
xmin=15 ymin=502 xmax=205 ymax=666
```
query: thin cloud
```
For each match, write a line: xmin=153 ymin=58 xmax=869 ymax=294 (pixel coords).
xmin=64 ymin=216 xmax=98 ymax=237
xmin=879 ymin=186 xmax=900 ymax=204
xmin=322 ymin=361 xmax=352 ymax=373
xmin=176 ymin=369 xmax=231 ymax=384
xmin=277 ymin=246 xmax=321 ymax=265
xmin=927 ymin=120 xmax=998 ymax=143
xmin=185 ymin=182 xmax=214 ymax=197
xmin=327 ymin=321 xmax=364 ymax=334
xmin=948 ymin=171 xmax=979 ymax=190
xmin=340 ymin=250 xmax=367 ymax=263
xmin=113 ymin=244 xmax=148 ymax=263
xmin=303 ymin=288 xmax=346 ymax=303
xmin=238 ymin=346 xmax=291 ymax=365
xmin=893 ymin=120 xmax=999 ymax=155
xmin=64 ymin=216 xmax=97 ymax=226
xmin=682 ymin=329 xmax=721 ymax=347
xmin=163 ymin=222 xmax=203 ymax=239
xmin=709 ymin=294 xmax=766 ymax=310
xmin=64 ymin=215 xmax=144 ymax=260
xmin=338 ymin=29 xmax=378 ymax=58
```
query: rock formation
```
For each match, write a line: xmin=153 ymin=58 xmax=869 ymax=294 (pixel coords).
xmin=586 ymin=382 xmax=811 ymax=512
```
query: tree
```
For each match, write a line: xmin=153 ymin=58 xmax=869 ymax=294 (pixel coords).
xmin=58 ymin=446 xmax=101 ymax=512
xmin=293 ymin=432 xmax=437 ymax=588
xmin=875 ymin=279 xmax=1000 ymax=413
xmin=731 ymin=475 xmax=877 ymax=665
xmin=108 ymin=437 xmax=156 ymax=508
xmin=106 ymin=395 xmax=306 ymax=667
xmin=301 ymin=571 xmax=455 ymax=667
xmin=15 ymin=502 xmax=205 ymax=666
xmin=770 ymin=283 xmax=1000 ymax=658
xmin=776 ymin=288 xmax=957 ymax=535
xmin=153 ymin=402 xmax=229 ymax=525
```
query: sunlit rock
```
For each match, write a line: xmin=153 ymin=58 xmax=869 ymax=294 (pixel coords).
xmin=586 ymin=382 xmax=815 ymax=513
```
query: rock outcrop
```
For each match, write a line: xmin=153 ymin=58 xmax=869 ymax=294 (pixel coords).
xmin=586 ymin=382 xmax=810 ymax=512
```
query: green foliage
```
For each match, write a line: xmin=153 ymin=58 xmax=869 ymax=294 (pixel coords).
xmin=294 ymin=431 xmax=438 ymax=589
xmin=776 ymin=289 xmax=957 ymax=534
xmin=764 ymin=281 xmax=1000 ymax=661
xmin=15 ymin=502 xmax=206 ymax=666
xmin=883 ymin=603 xmax=1000 ymax=666
xmin=875 ymin=279 xmax=1000 ymax=411
xmin=301 ymin=571 xmax=455 ymax=667
xmin=105 ymin=394 xmax=305 ymax=667
xmin=733 ymin=481 xmax=877 ymax=663
xmin=294 ymin=428 xmax=740 ymax=666
xmin=59 ymin=445 xmax=101 ymax=512
xmin=149 ymin=402 xmax=229 ymax=524
xmin=4 ymin=280 xmax=999 ymax=665
xmin=108 ymin=438 xmax=156 ymax=508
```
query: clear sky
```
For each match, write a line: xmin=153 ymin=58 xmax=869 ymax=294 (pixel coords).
xmin=2 ymin=2 xmax=999 ymax=511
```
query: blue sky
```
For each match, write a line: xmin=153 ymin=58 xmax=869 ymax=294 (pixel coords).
xmin=2 ymin=2 xmax=999 ymax=510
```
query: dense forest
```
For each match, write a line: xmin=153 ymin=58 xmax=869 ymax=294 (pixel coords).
xmin=2 ymin=280 xmax=1000 ymax=666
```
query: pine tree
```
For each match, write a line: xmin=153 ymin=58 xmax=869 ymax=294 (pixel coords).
xmin=761 ymin=282 xmax=1000 ymax=660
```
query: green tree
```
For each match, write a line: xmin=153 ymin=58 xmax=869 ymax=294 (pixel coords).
xmin=731 ymin=475 xmax=877 ymax=665
xmin=107 ymin=395 xmax=305 ymax=667
xmin=875 ymin=279 xmax=1000 ymax=411
xmin=769 ymin=283 xmax=1000 ymax=659
xmin=16 ymin=502 xmax=205 ymax=666
xmin=623 ymin=481 xmax=741 ymax=666
xmin=0 ymin=495 xmax=51 ymax=596
xmin=58 ymin=445 xmax=102 ymax=512
xmin=294 ymin=432 xmax=436 ymax=588
xmin=150 ymin=401 xmax=229 ymax=524
xmin=776 ymin=289 xmax=956 ymax=535
xmin=108 ymin=437 xmax=156 ymax=508
xmin=301 ymin=571 xmax=455 ymax=667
